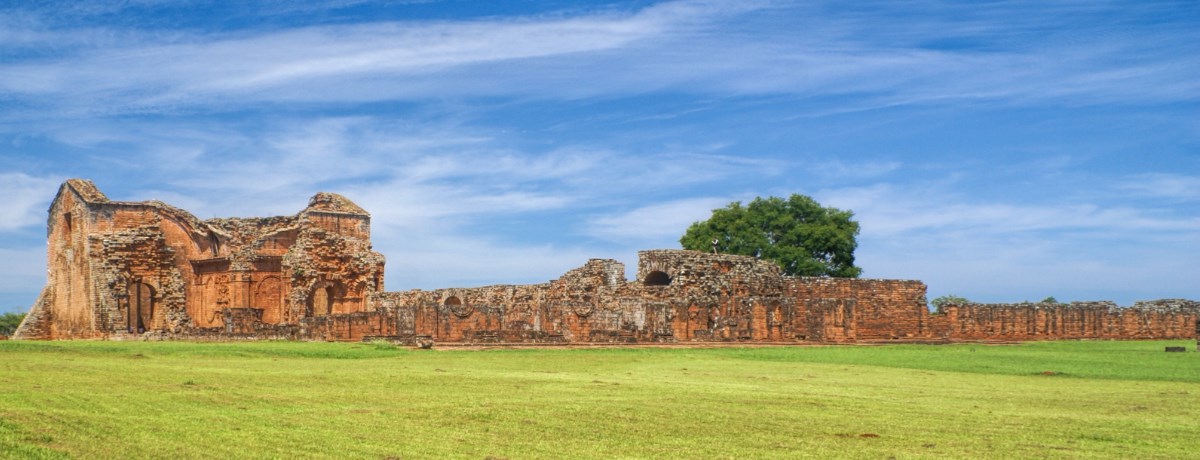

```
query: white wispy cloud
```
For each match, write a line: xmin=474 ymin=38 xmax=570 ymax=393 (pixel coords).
xmin=0 ymin=0 xmax=730 ymax=112
xmin=1 ymin=0 xmax=1194 ymax=117
xmin=861 ymin=231 xmax=1199 ymax=304
xmin=820 ymin=182 xmax=1200 ymax=237
xmin=0 ymin=173 xmax=63 ymax=232
xmin=583 ymin=197 xmax=732 ymax=242
xmin=1 ymin=0 xmax=1195 ymax=310
xmin=377 ymin=230 xmax=598 ymax=289
xmin=1117 ymin=173 xmax=1200 ymax=201
xmin=0 ymin=248 xmax=47 ymax=307
xmin=818 ymin=176 xmax=1200 ymax=303
xmin=36 ymin=112 xmax=788 ymax=216
xmin=807 ymin=160 xmax=901 ymax=180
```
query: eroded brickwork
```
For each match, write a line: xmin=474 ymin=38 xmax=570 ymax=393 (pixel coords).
xmin=788 ymin=278 xmax=929 ymax=342
xmin=928 ymin=300 xmax=1199 ymax=341
xmin=15 ymin=180 xmax=1199 ymax=344
xmin=12 ymin=287 xmax=53 ymax=340
xmin=15 ymin=180 xmax=384 ymax=340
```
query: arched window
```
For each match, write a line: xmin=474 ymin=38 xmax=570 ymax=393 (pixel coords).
xmin=644 ymin=271 xmax=672 ymax=286
xmin=444 ymin=296 xmax=462 ymax=306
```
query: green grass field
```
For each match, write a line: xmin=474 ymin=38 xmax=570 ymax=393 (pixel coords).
xmin=1 ymin=340 xmax=1197 ymax=459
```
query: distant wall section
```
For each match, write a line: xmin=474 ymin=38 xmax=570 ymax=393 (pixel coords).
xmin=929 ymin=299 xmax=1198 ymax=341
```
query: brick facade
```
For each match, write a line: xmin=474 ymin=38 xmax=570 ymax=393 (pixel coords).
xmin=14 ymin=180 xmax=1199 ymax=345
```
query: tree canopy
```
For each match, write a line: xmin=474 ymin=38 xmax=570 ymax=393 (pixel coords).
xmin=0 ymin=312 xmax=25 ymax=336
xmin=680 ymin=194 xmax=862 ymax=277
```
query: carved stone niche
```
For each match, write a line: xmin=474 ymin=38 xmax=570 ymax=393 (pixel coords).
xmin=570 ymin=300 xmax=595 ymax=318
xmin=444 ymin=295 xmax=473 ymax=318
xmin=552 ymin=294 xmax=596 ymax=318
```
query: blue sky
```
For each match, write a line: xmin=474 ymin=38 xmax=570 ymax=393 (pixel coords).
xmin=1 ymin=0 xmax=1197 ymax=313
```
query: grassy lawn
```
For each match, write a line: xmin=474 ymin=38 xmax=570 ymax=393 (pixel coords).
xmin=1 ymin=340 xmax=1197 ymax=459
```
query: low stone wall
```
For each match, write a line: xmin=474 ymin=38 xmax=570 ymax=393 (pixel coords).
xmin=929 ymin=300 xmax=1198 ymax=341
xmin=159 ymin=291 xmax=1197 ymax=345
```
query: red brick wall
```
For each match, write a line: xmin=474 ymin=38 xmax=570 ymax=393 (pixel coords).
xmin=786 ymin=278 xmax=928 ymax=342
xmin=928 ymin=301 xmax=1198 ymax=341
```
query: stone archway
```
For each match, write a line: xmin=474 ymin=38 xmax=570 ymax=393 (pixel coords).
xmin=644 ymin=271 xmax=671 ymax=286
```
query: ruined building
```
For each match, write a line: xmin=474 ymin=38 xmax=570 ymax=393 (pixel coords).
xmin=14 ymin=180 xmax=1199 ymax=345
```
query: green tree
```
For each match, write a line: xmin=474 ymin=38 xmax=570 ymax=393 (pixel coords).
xmin=1040 ymin=296 xmax=1059 ymax=304
xmin=0 ymin=312 xmax=26 ymax=336
xmin=930 ymin=295 xmax=971 ymax=311
xmin=680 ymin=194 xmax=862 ymax=277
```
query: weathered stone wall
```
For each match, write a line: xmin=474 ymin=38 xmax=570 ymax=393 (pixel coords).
xmin=43 ymin=181 xmax=98 ymax=338
xmin=19 ymin=179 xmax=1198 ymax=345
xmin=282 ymin=201 xmax=384 ymax=322
xmin=928 ymin=299 xmax=1198 ymax=341
xmin=89 ymin=222 xmax=189 ymax=335
xmin=788 ymin=278 xmax=928 ymax=342
xmin=12 ymin=287 xmax=53 ymax=340
xmin=23 ymin=180 xmax=384 ymax=340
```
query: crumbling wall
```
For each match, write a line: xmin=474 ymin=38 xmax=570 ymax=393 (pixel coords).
xmin=374 ymin=284 xmax=562 ymax=343
xmin=89 ymin=223 xmax=189 ymax=336
xmin=43 ymin=182 xmax=97 ymax=338
xmin=36 ymin=181 xmax=199 ymax=338
xmin=358 ymin=253 xmax=840 ymax=344
xmin=281 ymin=194 xmax=384 ymax=322
xmin=1132 ymin=299 xmax=1200 ymax=338
xmin=567 ymin=258 xmax=653 ymax=342
xmin=19 ymin=179 xmax=1198 ymax=345
xmin=12 ymin=287 xmax=53 ymax=340
xmin=928 ymin=300 xmax=1199 ymax=341
xmin=633 ymin=250 xmax=793 ymax=342
xmin=204 ymin=216 xmax=297 ymax=268
xmin=194 ymin=216 xmax=297 ymax=326
xmin=788 ymin=278 xmax=928 ymax=342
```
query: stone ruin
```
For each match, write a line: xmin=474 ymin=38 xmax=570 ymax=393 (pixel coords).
xmin=13 ymin=180 xmax=1200 ymax=347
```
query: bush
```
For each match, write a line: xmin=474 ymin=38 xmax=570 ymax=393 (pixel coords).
xmin=930 ymin=295 xmax=971 ymax=312
xmin=0 ymin=312 xmax=26 ymax=336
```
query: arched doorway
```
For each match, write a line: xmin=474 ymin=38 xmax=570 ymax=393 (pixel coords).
xmin=310 ymin=284 xmax=333 ymax=317
xmin=127 ymin=281 xmax=154 ymax=333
